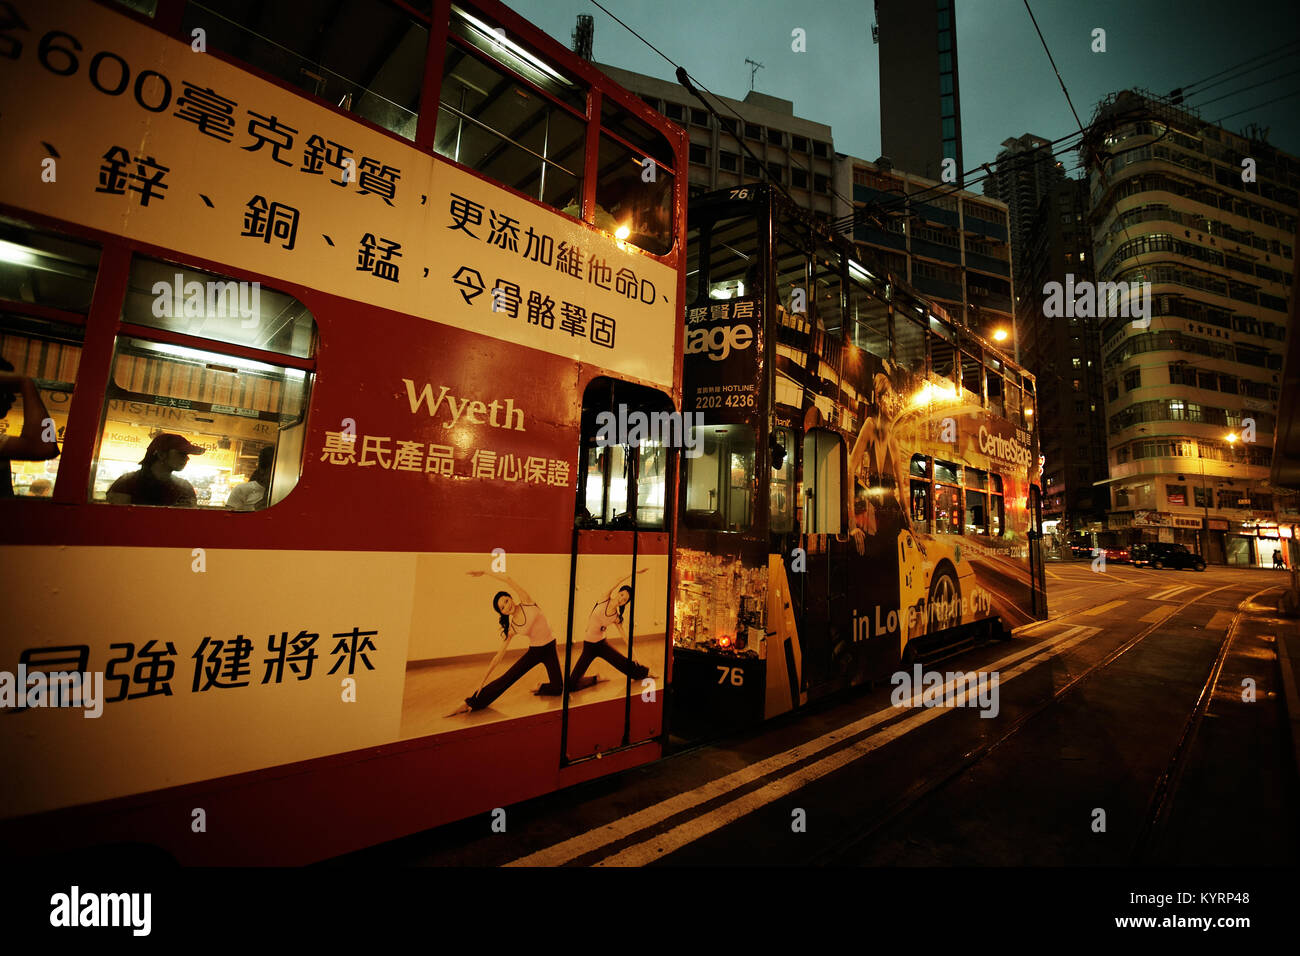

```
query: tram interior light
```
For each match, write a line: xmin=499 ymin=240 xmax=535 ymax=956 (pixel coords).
xmin=0 ymin=239 xmax=35 ymax=265
xmin=615 ymin=224 xmax=631 ymax=240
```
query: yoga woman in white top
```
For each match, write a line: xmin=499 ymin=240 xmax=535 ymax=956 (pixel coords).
xmin=566 ymin=568 xmax=650 ymax=691
xmin=449 ymin=570 xmax=564 ymax=714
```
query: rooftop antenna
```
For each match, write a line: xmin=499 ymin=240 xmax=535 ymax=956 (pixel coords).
xmin=744 ymin=58 xmax=764 ymax=92
xmin=572 ymin=14 xmax=593 ymax=61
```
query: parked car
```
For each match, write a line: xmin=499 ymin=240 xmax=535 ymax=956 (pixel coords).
xmin=1130 ymin=542 xmax=1207 ymax=571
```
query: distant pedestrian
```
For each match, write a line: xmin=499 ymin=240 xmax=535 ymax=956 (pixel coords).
xmin=1273 ymin=548 xmax=1285 ymax=570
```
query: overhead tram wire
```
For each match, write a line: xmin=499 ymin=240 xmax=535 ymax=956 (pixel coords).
xmin=1189 ymin=65 xmax=1300 ymax=111
xmin=1172 ymin=37 xmax=1300 ymax=99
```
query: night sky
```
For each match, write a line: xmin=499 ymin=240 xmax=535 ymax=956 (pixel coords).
xmin=506 ymin=0 xmax=1300 ymax=177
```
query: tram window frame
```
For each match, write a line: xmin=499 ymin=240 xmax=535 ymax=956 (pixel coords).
xmin=847 ymin=260 xmax=890 ymax=360
xmin=986 ymin=367 xmax=1005 ymax=417
xmin=0 ymin=218 xmax=101 ymax=500
xmin=683 ymin=423 xmax=756 ymax=532
xmin=811 ymin=244 xmax=844 ymax=336
xmin=960 ymin=348 xmax=983 ymax=404
xmin=909 ymin=454 xmax=931 ymax=533
xmin=929 ymin=330 xmax=956 ymax=387
xmin=576 ymin=379 xmax=673 ymax=530
xmin=802 ymin=427 xmax=846 ymax=535
xmin=769 ymin=425 xmax=795 ymax=534
xmin=90 ymin=254 xmax=317 ymax=511
xmin=1004 ymin=378 xmax=1022 ymax=425
xmin=181 ymin=0 xmax=431 ymax=141
xmin=894 ymin=309 xmax=926 ymax=374
xmin=436 ymin=27 xmax=588 ymax=214
xmin=932 ymin=458 xmax=962 ymax=534
xmin=989 ymin=474 xmax=1005 ymax=536
xmin=964 ymin=467 xmax=989 ymax=535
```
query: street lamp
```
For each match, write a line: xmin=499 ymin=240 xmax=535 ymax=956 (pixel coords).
xmin=992 ymin=327 xmax=1009 ymax=343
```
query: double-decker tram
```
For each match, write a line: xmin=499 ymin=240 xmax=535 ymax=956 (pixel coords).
xmin=0 ymin=0 xmax=686 ymax=863
xmin=671 ymin=184 xmax=1047 ymax=731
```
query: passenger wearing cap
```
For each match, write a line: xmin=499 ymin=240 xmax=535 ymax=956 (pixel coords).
xmin=106 ymin=433 xmax=205 ymax=507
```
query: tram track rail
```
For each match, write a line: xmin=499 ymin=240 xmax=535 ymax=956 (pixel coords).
xmin=806 ymin=581 xmax=1272 ymax=866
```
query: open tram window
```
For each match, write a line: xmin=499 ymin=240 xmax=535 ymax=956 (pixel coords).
xmin=577 ymin=378 xmax=672 ymax=530
xmin=812 ymin=245 xmax=843 ymax=336
xmin=928 ymin=321 xmax=956 ymax=387
xmin=894 ymin=309 xmax=926 ymax=374
xmin=847 ymin=260 xmax=890 ymax=360
xmin=684 ymin=424 xmax=754 ymax=531
xmin=436 ymin=25 xmax=585 ymax=211
xmin=91 ymin=257 xmax=315 ymax=509
xmin=769 ymin=426 xmax=795 ymax=534
xmin=986 ymin=364 xmax=1005 ymax=418
xmin=960 ymin=348 xmax=982 ymax=404
xmin=0 ymin=218 xmax=100 ymax=498
xmin=802 ymin=428 xmax=845 ymax=534
xmin=182 ymin=0 xmax=428 ymax=140
xmin=1004 ymin=375 xmax=1021 ymax=424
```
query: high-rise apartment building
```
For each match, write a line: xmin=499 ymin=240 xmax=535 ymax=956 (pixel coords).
xmin=982 ymin=133 xmax=1067 ymax=280
xmin=1017 ymin=178 xmax=1108 ymax=539
xmin=1082 ymin=89 xmax=1299 ymax=565
xmin=874 ymin=0 xmax=963 ymax=184
xmin=834 ymin=158 xmax=1014 ymax=347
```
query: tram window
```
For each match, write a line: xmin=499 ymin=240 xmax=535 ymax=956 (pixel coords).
xmin=123 ymin=256 xmax=316 ymax=359
xmin=987 ymin=370 xmax=1005 ymax=417
xmin=965 ymin=467 xmax=987 ymax=490
xmin=933 ymin=482 xmax=961 ymax=534
xmin=582 ymin=443 xmax=629 ymax=525
xmin=847 ymin=263 xmax=890 ymax=360
xmin=965 ymin=488 xmax=988 ymax=534
xmin=0 ymin=217 xmax=101 ymax=313
xmin=910 ymin=478 xmax=930 ymax=532
xmin=929 ymin=335 xmax=956 ymax=385
xmin=933 ymin=459 xmax=960 ymax=484
xmin=684 ymin=424 xmax=754 ymax=531
xmin=635 ymin=441 xmax=667 ymax=529
xmin=1 ymin=316 xmax=83 ymax=498
xmin=601 ymin=98 xmax=676 ymax=170
xmin=91 ymin=334 xmax=312 ymax=509
xmin=990 ymin=475 xmax=1005 ymax=536
xmin=802 ymin=428 xmax=844 ymax=534
xmin=769 ymin=426 xmax=795 ymax=533
xmin=1004 ymin=379 xmax=1021 ymax=424
xmin=436 ymin=41 xmax=585 ymax=211
xmin=182 ymin=0 xmax=428 ymax=139
xmin=894 ymin=313 xmax=925 ymax=374
xmin=595 ymin=133 xmax=674 ymax=255
xmin=812 ymin=247 xmax=843 ymax=335
xmin=910 ymin=454 xmax=929 ymax=478
xmin=774 ymin=236 xmax=808 ymax=325
xmin=705 ymin=217 xmax=759 ymax=301
xmin=961 ymin=350 xmax=982 ymax=403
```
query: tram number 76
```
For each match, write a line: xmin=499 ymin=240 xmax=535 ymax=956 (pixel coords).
xmin=716 ymin=666 xmax=744 ymax=686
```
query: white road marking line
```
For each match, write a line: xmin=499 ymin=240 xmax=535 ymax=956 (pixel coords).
xmin=1206 ymin=609 xmax=1234 ymax=630
xmin=1139 ymin=605 xmax=1175 ymax=624
xmin=1081 ymin=599 xmax=1126 ymax=617
xmin=504 ymin=622 xmax=1099 ymax=867
xmin=593 ymin=625 xmax=1102 ymax=866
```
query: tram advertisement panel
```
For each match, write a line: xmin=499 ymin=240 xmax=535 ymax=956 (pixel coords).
xmin=0 ymin=0 xmax=677 ymax=391
xmin=683 ymin=298 xmax=760 ymax=422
